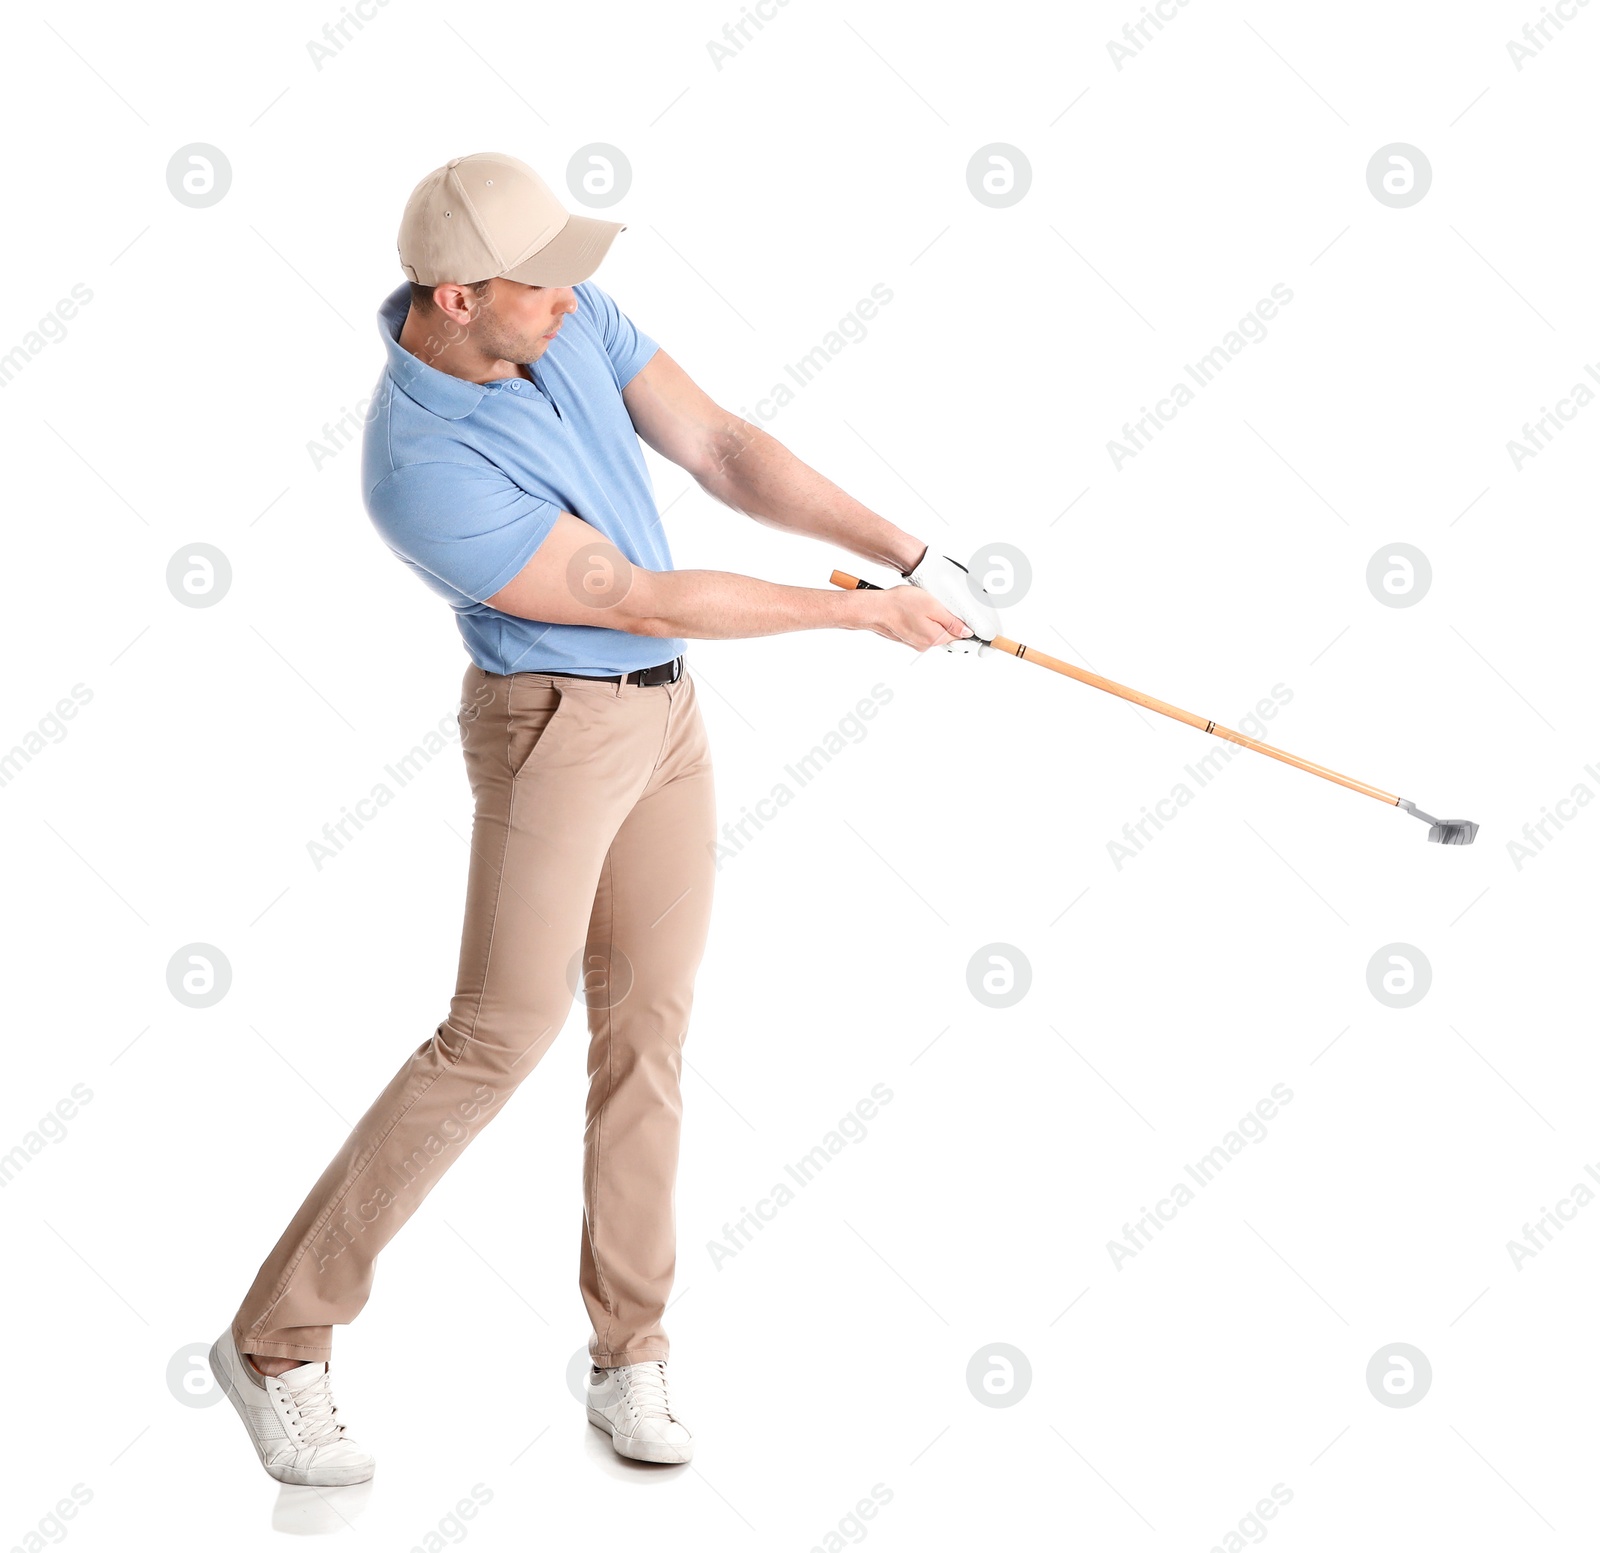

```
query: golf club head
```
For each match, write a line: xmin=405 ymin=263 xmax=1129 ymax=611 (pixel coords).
xmin=1398 ymin=798 xmax=1478 ymax=845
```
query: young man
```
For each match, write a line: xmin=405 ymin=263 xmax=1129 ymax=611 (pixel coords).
xmin=210 ymin=151 xmax=1000 ymax=1481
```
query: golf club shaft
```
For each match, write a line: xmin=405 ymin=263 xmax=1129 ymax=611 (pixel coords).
xmin=829 ymin=569 xmax=1401 ymax=808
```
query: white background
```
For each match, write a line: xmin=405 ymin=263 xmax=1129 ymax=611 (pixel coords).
xmin=2 ymin=0 xmax=1596 ymax=1547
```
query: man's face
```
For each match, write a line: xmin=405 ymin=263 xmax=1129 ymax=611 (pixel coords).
xmin=464 ymin=278 xmax=576 ymax=365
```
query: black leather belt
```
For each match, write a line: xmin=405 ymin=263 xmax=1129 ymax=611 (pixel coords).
xmin=543 ymin=655 xmax=683 ymax=687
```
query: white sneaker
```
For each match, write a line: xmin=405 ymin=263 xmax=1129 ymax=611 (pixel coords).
xmin=209 ymin=1328 xmax=376 ymax=1486
xmin=584 ymin=1359 xmax=694 ymax=1464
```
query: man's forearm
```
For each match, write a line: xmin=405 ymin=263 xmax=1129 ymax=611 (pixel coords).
xmin=626 ymin=568 xmax=868 ymax=640
xmin=698 ymin=418 xmax=927 ymax=575
xmin=481 ymin=510 xmax=964 ymax=650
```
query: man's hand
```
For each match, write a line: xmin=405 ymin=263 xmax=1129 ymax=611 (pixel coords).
xmin=860 ymin=584 xmax=975 ymax=652
xmin=902 ymin=548 xmax=1003 ymax=654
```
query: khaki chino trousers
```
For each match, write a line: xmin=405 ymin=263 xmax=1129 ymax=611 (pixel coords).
xmin=232 ymin=661 xmax=716 ymax=1367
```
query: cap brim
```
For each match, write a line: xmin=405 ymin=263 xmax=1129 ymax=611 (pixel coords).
xmin=502 ymin=213 xmax=624 ymax=287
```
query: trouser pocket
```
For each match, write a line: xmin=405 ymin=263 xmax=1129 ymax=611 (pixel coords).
xmin=505 ymin=678 xmax=569 ymax=780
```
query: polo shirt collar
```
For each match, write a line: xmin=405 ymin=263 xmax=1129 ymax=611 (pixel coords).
xmin=377 ymin=282 xmax=489 ymax=422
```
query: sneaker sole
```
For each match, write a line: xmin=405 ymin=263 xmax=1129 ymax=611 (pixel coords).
xmin=208 ymin=1336 xmax=377 ymax=1487
xmin=586 ymin=1406 xmax=693 ymax=1464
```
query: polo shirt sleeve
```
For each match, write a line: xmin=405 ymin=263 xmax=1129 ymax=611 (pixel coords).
xmin=580 ymin=282 xmax=659 ymax=389
xmin=364 ymin=460 xmax=561 ymax=604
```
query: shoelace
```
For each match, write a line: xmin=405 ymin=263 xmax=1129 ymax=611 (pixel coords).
xmin=280 ymin=1366 xmax=346 ymax=1447
xmin=616 ymin=1361 xmax=676 ymax=1421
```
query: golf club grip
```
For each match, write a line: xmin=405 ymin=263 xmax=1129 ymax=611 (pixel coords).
xmin=825 ymin=571 xmax=1399 ymax=807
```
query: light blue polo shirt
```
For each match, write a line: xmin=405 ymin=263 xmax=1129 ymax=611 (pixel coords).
xmin=361 ymin=280 xmax=686 ymax=677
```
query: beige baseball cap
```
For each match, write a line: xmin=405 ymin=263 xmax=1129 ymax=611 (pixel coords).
xmin=397 ymin=151 xmax=625 ymax=288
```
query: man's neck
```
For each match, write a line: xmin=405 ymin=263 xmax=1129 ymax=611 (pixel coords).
xmin=397 ymin=307 xmax=526 ymax=387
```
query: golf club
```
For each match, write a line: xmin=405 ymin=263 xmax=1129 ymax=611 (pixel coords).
xmin=829 ymin=569 xmax=1479 ymax=845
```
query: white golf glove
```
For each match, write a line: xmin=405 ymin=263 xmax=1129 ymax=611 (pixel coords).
xmin=903 ymin=545 xmax=1003 ymax=655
